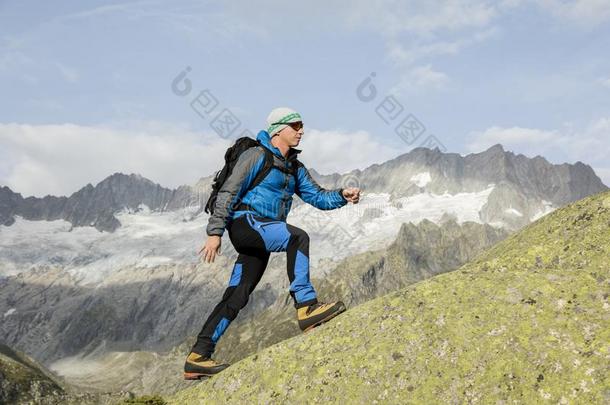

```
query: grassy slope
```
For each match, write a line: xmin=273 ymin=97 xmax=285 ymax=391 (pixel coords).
xmin=212 ymin=220 xmax=506 ymax=366
xmin=0 ymin=344 xmax=138 ymax=404
xmin=0 ymin=343 xmax=66 ymax=403
xmin=169 ymin=190 xmax=610 ymax=403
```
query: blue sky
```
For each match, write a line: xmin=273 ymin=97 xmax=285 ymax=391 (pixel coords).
xmin=1 ymin=0 xmax=609 ymax=197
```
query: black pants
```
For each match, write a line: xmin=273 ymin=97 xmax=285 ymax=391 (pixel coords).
xmin=191 ymin=212 xmax=318 ymax=357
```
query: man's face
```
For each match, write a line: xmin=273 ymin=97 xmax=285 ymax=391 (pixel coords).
xmin=276 ymin=121 xmax=304 ymax=147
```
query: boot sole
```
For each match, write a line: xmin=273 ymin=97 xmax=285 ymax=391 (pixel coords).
xmin=302 ymin=304 xmax=346 ymax=333
xmin=184 ymin=372 xmax=213 ymax=380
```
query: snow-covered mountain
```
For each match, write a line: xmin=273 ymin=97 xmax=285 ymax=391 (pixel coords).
xmin=309 ymin=143 xmax=607 ymax=227
xmin=0 ymin=144 xmax=607 ymax=376
xmin=0 ymin=172 xmax=212 ymax=232
xmin=1 ymin=144 xmax=605 ymax=282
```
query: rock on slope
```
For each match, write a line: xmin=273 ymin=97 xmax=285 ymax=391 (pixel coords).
xmin=0 ymin=343 xmax=134 ymax=404
xmin=0 ymin=343 xmax=65 ymax=404
xmin=169 ymin=190 xmax=610 ymax=404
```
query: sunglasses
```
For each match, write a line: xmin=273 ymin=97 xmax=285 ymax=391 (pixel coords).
xmin=274 ymin=121 xmax=304 ymax=131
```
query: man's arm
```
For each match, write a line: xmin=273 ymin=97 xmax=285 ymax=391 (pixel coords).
xmin=206 ymin=147 xmax=266 ymax=236
xmin=295 ymin=162 xmax=348 ymax=210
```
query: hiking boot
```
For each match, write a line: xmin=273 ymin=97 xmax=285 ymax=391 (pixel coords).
xmin=184 ymin=352 xmax=230 ymax=380
xmin=297 ymin=301 xmax=346 ymax=332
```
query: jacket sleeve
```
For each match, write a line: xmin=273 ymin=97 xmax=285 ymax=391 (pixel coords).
xmin=206 ymin=147 xmax=266 ymax=236
xmin=295 ymin=162 xmax=348 ymax=210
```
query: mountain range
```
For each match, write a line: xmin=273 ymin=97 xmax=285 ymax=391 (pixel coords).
xmin=1 ymin=144 xmax=606 ymax=234
xmin=0 ymin=144 xmax=607 ymax=398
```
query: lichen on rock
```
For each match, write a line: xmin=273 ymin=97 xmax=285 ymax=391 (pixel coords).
xmin=169 ymin=191 xmax=610 ymax=404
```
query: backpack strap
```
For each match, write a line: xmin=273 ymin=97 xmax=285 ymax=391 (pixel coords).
xmin=291 ymin=159 xmax=302 ymax=196
xmin=246 ymin=144 xmax=299 ymax=191
xmin=234 ymin=149 xmax=300 ymax=213
xmin=247 ymin=144 xmax=275 ymax=191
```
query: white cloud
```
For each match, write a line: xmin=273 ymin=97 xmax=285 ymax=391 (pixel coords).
xmin=369 ymin=0 xmax=609 ymax=95
xmin=63 ymin=0 xmax=501 ymax=42
xmin=54 ymin=1 xmax=270 ymax=41
xmin=390 ymin=64 xmax=451 ymax=95
xmin=384 ymin=28 xmax=499 ymax=94
xmin=0 ymin=50 xmax=33 ymax=76
xmin=468 ymin=118 xmax=610 ymax=185
xmin=0 ymin=41 xmax=79 ymax=84
xmin=0 ymin=122 xmax=396 ymax=198
xmin=468 ymin=126 xmax=557 ymax=151
xmin=411 ymin=65 xmax=450 ymax=88
xmin=386 ymin=28 xmax=498 ymax=67
xmin=0 ymin=55 xmax=79 ymax=84
xmin=0 ymin=121 xmax=232 ymax=197
xmin=345 ymin=0 xmax=499 ymax=37
xmin=55 ymin=0 xmax=162 ymax=22
xmin=295 ymin=128 xmax=400 ymax=175
xmin=368 ymin=2 xmax=506 ymax=94
xmin=536 ymin=0 xmax=610 ymax=26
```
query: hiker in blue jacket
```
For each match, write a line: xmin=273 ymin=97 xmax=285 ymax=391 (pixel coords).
xmin=184 ymin=107 xmax=361 ymax=379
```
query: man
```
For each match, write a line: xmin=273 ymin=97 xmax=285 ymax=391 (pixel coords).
xmin=184 ymin=107 xmax=361 ymax=379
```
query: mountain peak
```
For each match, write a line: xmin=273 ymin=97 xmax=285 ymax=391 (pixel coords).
xmin=100 ymin=172 xmax=155 ymax=186
xmin=486 ymin=143 xmax=505 ymax=152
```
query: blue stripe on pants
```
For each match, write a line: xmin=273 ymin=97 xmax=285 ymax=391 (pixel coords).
xmin=228 ymin=263 xmax=242 ymax=287
xmin=246 ymin=213 xmax=290 ymax=252
xmin=211 ymin=317 xmax=230 ymax=344
xmin=292 ymin=250 xmax=316 ymax=303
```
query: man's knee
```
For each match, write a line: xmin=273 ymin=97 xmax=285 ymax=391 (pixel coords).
xmin=224 ymin=285 xmax=252 ymax=316
xmin=288 ymin=225 xmax=309 ymax=245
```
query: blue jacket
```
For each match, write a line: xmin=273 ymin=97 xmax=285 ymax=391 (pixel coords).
xmin=206 ymin=130 xmax=347 ymax=236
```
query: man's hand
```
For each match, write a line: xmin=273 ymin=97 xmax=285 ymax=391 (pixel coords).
xmin=198 ymin=235 xmax=222 ymax=263
xmin=342 ymin=187 xmax=361 ymax=204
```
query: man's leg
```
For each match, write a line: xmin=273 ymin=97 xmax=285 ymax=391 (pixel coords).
xmin=244 ymin=214 xmax=346 ymax=331
xmin=285 ymin=223 xmax=346 ymax=332
xmin=285 ymin=223 xmax=318 ymax=309
xmin=191 ymin=250 xmax=270 ymax=357
xmin=242 ymin=213 xmax=318 ymax=309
